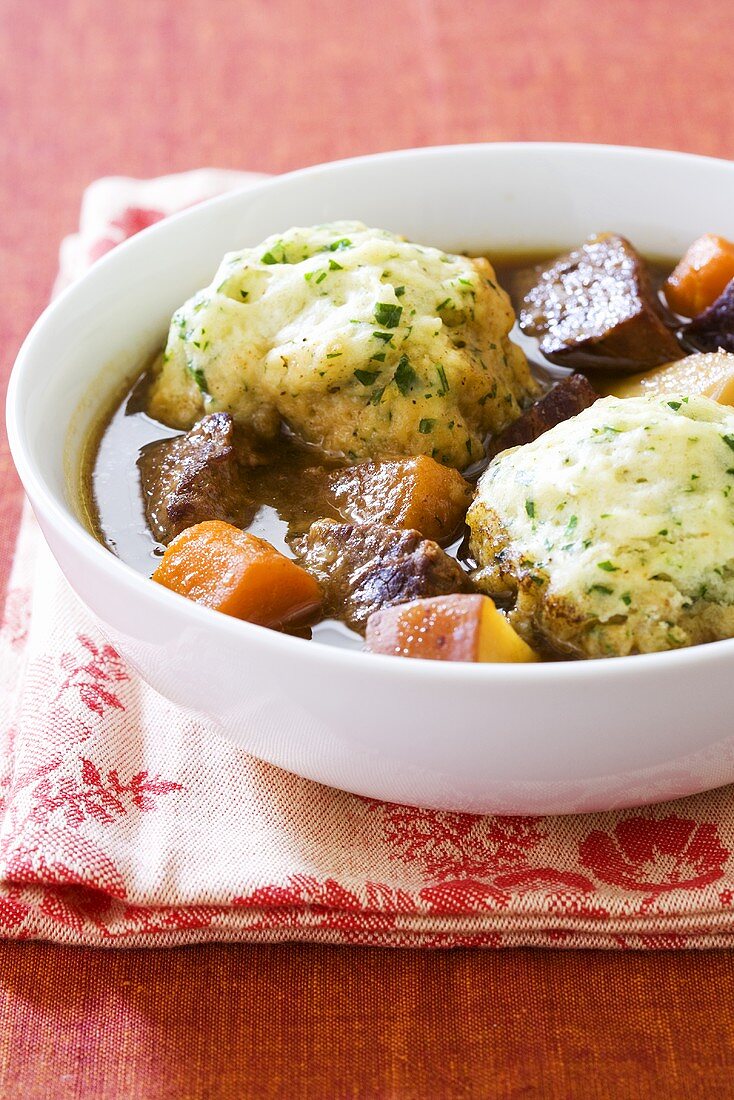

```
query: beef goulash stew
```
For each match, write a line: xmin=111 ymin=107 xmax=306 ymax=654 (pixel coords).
xmin=86 ymin=223 xmax=734 ymax=663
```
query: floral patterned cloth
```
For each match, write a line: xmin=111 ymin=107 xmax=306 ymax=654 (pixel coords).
xmin=3 ymin=171 xmax=734 ymax=948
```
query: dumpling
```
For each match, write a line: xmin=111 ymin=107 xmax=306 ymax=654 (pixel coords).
xmin=469 ymin=393 xmax=734 ymax=657
xmin=148 ymin=222 xmax=537 ymax=469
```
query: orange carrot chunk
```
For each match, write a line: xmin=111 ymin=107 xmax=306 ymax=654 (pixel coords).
xmin=153 ymin=520 xmax=322 ymax=627
xmin=664 ymin=234 xmax=734 ymax=318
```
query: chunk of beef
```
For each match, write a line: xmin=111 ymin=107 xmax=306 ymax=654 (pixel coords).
xmin=328 ymin=456 xmax=472 ymax=544
xmin=138 ymin=413 xmax=260 ymax=544
xmin=684 ymin=277 xmax=734 ymax=354
xmin=518 ymin=233 xmax=682 ymax=372
xmin=294 ymin=519 xmax=474 ymax=632
xmin=487 ymin=374 xmax=599 ymax=457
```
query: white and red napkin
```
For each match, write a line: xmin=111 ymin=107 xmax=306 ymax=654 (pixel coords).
xmin=3 ymin=171 xmax=734 ymax=948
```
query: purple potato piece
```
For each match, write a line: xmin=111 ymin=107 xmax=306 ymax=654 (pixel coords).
xmin=684 ymin=277 xmax=734 ymax=354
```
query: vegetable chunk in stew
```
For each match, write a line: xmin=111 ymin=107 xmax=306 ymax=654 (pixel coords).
xmin=328 ymin=456 xmax=471 ymax=543
xmin=153 ymin=520 xmax=321 ymax=627
xmin=684 ymin=279 xmax=734 ymax=354
xmin=366 ymin=594 xmax=537 ymax=663
xmin=664 ymin=234 xmax=734 ymax=318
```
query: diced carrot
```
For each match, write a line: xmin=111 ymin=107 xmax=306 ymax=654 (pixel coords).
xmin=664 ymin=234 xmax=734 ymax=318
xmin=153 ymin=520 xmax=321 ymax=627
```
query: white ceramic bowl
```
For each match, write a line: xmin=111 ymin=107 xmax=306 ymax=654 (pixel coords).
xmin=8 ymin=144 xmax=734 ymax=814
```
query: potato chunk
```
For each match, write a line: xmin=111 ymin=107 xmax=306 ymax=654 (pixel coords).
xmin=328 ymin=456 xmax=472 ymax=542
xmin=365 ymin=594 xmax=538 ymax=663
xmin=595 ymin=351 xmax=734 ymax=404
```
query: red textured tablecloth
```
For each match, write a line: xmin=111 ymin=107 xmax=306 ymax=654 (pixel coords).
xmin=2 ymin=0 xmax=734 ymax=1096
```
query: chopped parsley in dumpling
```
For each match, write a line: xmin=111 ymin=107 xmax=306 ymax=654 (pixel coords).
xmin=148 ymin=222 xmax=537 ymax=468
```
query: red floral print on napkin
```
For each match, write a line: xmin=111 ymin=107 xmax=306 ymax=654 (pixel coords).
xmin=579 ymin=816 xmax=729 ymax=895
xmin=56 ymin=636 xmax=130 ymax=717
xmin=369 ymin=802 xmax=545 ymax=880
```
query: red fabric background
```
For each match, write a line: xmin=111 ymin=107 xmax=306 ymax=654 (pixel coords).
xmin=1 ymin=0 xmax=734 ymax=1095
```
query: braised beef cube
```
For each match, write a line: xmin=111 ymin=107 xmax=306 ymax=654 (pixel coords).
xmin=294 ymin=520 xmax=474 ymax=632
xmin=684 ymin=278 xmax=734 ymax=354
xmin=519 ymin=233 xmax=682 ymax=373
xmin=504 ymin=264 xmax=546 ymax=312
xmin=488 ymin=374 xmax=599 ymax=457
xmin=328 ymin=456 xmax=472 ymax=544
xmin=138 ymin=413 xmax=259 ymax=544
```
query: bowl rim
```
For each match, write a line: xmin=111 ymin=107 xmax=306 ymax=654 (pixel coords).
xmin=8 ymin=139 xmax=734 ymax=686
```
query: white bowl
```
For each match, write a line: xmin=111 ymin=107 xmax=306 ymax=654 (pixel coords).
xmin=8 ymin=143 xmax=734 ymax=815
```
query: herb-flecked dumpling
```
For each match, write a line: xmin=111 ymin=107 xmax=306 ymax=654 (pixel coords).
xmin=468 ymin=393 xmax=734 ymax=657
xmin=147 ymin=222 xmax=538 ymax=469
